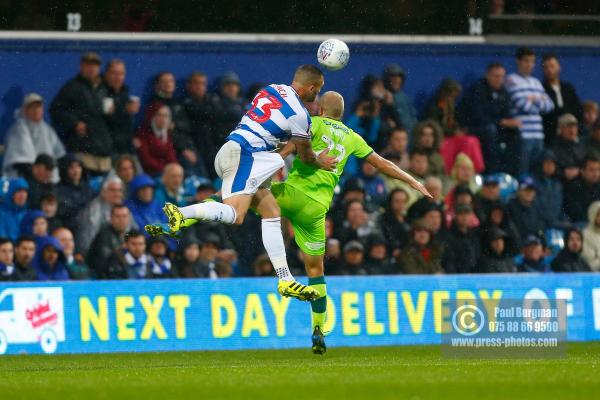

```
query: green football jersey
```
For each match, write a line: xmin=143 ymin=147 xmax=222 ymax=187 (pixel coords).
xmin=285 ymin=116 xmax=374 ymax=209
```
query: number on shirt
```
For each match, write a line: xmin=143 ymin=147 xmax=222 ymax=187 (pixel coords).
xmin=319 ymin=135 xmax=346 ymax=174
xmin=247 ymin=90 xmax=282 ymax=123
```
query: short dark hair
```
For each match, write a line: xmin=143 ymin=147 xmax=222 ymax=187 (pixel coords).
xmin=409 ymin=148 xmax=428 ymax=159
xmin=16 ymin=235 xmax=35 ymax=247
xmin=40 ymin=193 xmax=57 ymax=204
xmin=105 ymin=58 xmax=125 ymax=72
xmin=293 ymin=64 xmax=324 ymax=84
xmin=187 ymin=71 xmax=206 ymax=84
xmin=154 ymin=71 xmax=173 ymax=85
xmin=515 ymin=47 xmax=535 ymax=59
xmin=582 ymin=155 xmax=600 ymax=169
xmin=542 ymin=53 xmax=558 ymax=63
xmin=34 ymin=154 xmax=55 ymax=169
xmin=125 ymin=229 xmax=145 ymax=242
xmin=111 ymin=204 xmax=129 ymax=215
xmin=0 ymin=237 xmax=12 ymax=247
xmin=486 ymin=63 xmax=505 ymax=72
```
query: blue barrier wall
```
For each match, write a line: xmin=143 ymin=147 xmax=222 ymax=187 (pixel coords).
xmin=1 ymin=273 xmax=599 ymax=355
xmin=1 ymin=38 xmax=600 ymax=140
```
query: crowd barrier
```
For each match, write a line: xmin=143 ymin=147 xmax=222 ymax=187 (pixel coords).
xmin=1 ymin=273 xmax=599 ymax=355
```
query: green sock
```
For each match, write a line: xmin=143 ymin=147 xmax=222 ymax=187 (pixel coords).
xmin=308 ymin=276 xmax=327 ymax=331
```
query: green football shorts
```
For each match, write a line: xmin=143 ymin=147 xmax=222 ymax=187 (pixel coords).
xmin=271 ymin=182 xmax=328 ymax=256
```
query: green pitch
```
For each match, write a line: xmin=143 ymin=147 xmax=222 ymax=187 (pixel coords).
xmin=1 ymin=343 xmax=599 ymax=400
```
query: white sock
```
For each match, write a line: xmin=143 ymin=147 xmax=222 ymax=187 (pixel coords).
xmin=261 ymin=217 xmax=294 ymax=281
xmin=179 ymin=202 xmax=236 ymax=224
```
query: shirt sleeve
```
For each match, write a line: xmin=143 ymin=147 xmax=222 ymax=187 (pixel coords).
xmin=352 ymin=131 xmax=374 ymax=159
xmin=288 ymin=110 xmax=311 ymax=139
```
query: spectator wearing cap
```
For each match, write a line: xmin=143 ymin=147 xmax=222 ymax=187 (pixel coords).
xmin=585 ymin=122 xmax=600 ymax=161
xmin=507 ymin=177 xmax=545 ymax=243
xmin=379 ymin=188 xmax=411 ymax=254
xmin=423 ymin=79 xmax=462 ymax=136
xmin=125 ymin=174 xmax=165 ymax=232
xmin=334 ymin=240 xmax=367 ymax=276
xmin=542 ymin=54 xmax=583 ymax=145
xmin=581 ymin=101 xmax=599 ymax=140
xmin=50 ymin=52 xmax=113 ymax=174
xmin=26 ymin=154 xmax=56 ymax=209
xmin=147 ymin=236 xmax=175 ymax=278
xmin=2 ymin=93 xmax=65 ymax=181
xmin=517 ymin=235 xmax=551 ymax=273
xmin=135 ymin=104 xmax=179 ymax=176
xmin=442 ymin=204 xmax=481 ymax=273
xmin=582 ymin=201 xmax=600 ymax=272
xmin=183 ymin=72 xmax=223 ymax=178
xmin=56 ymin=155 xmax=94 ymax=231
xmin=383 ymin=149 xmax=428 ymax=208
xmin=0 ymin=238 xmax=16 ymax=281
xmin=458 ymin=63 xmax=520 ymax=174
xmin=563 ymin=156 xmax=600 ymax=225
xmin=145 ymin=71 xmax=197 ymax=167
xmin=215 ymin=72 xmax=245 ymax=148
xmin=551 ymin=228 xmax=590 ymax=272
xmin=534 ymin=149 xmax=569 ymax=229
xmin=411 ymin=120 xmax=445 ymax=180
xmin=53 ymin=227 xmax=90 ymax=280
xmin=476 ymin=226 xmax=517 ymax=273
xmin=87 ymin=204 xmax=131 ymax=279
xmin=106 ymin=230 xmax=150 ymax=279
xmin=0 ymin=178 xmax=29 ymax=241
xmin=101 ymin=59 xmax=140 ymax=156
xmin=474 ymin=175 xmax=502 ymax=224
xmin=505 ymin=47 xmax=554 ymax=175
xmin=364 ymin=235 xmax=394 ymax=274
xmin=13 ymin=236 xmax=37 ymax=281
xmin=383 ymin=64 xmax=417 ymax=132
xmin=76 ymin=176 xmax=124 ymax=253
xmin=398 ymin=220 xmax=444 ymax=274
xmin=551 ymin=113 xmax=586 ymax=181
xmin=380 ymin=128 xmax=410 ymax=170
xmin=154 ymin=163 xmax=186 ymax=207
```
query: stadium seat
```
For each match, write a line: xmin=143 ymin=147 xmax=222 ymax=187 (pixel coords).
xmin=183 ymin=175 xmax=213 ymax=198
xmin=545 ymin=228 xmax=565 ymax=254
xmin=0 ymin=176 xmax=10 ymax=204
xmin=492 ymin=173 xmax=518 ymax=202
xmin=88 ymin=176 xmax=105 ymax=195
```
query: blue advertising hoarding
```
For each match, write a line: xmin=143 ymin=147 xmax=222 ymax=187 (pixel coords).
xmin=1 ymin=273 xmax=599 ymax=355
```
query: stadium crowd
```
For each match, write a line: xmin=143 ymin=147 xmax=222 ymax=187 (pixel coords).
xmin=0 ymin=47 xmax=599 ymax=282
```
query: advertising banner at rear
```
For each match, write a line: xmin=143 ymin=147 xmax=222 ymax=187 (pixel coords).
xmin=1 ymin=273 xmax=600 ymax=355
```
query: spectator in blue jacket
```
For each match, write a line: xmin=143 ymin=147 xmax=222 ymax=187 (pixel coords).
xmin=383 ymin=64 xmax=417 ymax=133
xmin=19 ymin=210 xmax=49 ymax=241
xmin=33 ymin=236 xmax=69 ymax=281
xmin=507 ymin=176 xmax=545 ymax=244
xmin=534 ymin=150 xmax=569 ymax=229
xmin=125 ymin=174 xmax=165 ymax=231
xmin=154 ymin=163 xmax=186 ymax=207
xmin=458 ymin=63 xmax=521 ymax=173
xmin=517 ymin=234 xmax=551 ymax=273
xmin=0 ymin=178 xmax=30 ymax=241
xmin=357 ymin=161 xmax=387 ymax=207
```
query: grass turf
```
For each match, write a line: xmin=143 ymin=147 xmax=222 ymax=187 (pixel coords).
xmin=1 ymin=343 xmax=599 ymax=400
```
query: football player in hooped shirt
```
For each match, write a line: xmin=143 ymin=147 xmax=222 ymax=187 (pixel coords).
xmin=161 ymin=65 xmax=337 ymax=302
xmin=149 ymin=91 xmax=432 ymax=354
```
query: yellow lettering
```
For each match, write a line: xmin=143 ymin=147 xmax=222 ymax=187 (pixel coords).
xmin=241 ymin=294 xmax=268 ymax=337
xmin=402 ymin=291 xmax=428 ymax=334
xmin=267 ymin=294 xmax=290 ymax=337
xmin=116 ymin=296 xmax=135 ymax=340
xmin=169 ymin=295 xmax=190 ymax=339
xmin=79 ymin=297 xmax=109 ymax=341
xmin=387 ymin=292 xmax=399 ymax=335
xmin=211 ymin=294 xmax=237 ymax=338
xmin=479 ymin=290 xmax=503 ymax=324
xmin=341 ymin=292 xmax=360 ymax=335
xmin=433 ymin=291 xmax=450 ymax=333
xmin=139 ymin=296 xmax=167 ymax=340
xmin=364 ymin=292 xmax=384 ymax=335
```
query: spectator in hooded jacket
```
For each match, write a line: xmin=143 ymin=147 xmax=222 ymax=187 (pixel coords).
xmin=480 ymin=203 xmax=521 ymax=256
xmin=154 ymin=163 xmax=186 ymax=207
xmin=174 ymin=236 xmax=209 ymax=278
xmin=135 ymin=104 xmax=178 ymax=176
xmin=19 ymin=210 xmax=48 ymax=243
xmin=0 ymin=178 xmax=30 ymax=241
xmin=125 ymin=174 xmax=165 ymax=232
xmin=33 ymin=236 xmax=69 ymax=281
xmin=563 ymin=156 xmax=600 ymax=225
xmin=382 ymin=64 xmax=417 ymax=132
xmin=582 ymin=201 xmax=600 ymax=272
xmin=476 ymin=226 xmax=517 ymax=273
xmin=507 ymin=176 xmax=545 ymax=242
xmin=50 ymin=52 xmax=113 ymax=174
xmin=411 ymin=120 xmax=445 ymax=179
xmin=101 ymin=59 xmax=140 ymax=156
xmin=2 ymin=93 xmax=65 ymax=180
xmin=398 ymin=219 xmax=444 ymax=274
xmin=458 ymin=63 xmax=521 ymax=173
xmin=551 ymin=113 xmax=586 ymax=181
xmin=542 ymin=54 xmax=583 ymax=146
xmin=534 ymin=149 xmax=569 ymax=229
xmin=364 ymin=235 xmax=394 ymax=275
xmin=56 ymin=155 xmax=94 ymax=231
xmin=551 ymin=228 xmax=590 ymax=272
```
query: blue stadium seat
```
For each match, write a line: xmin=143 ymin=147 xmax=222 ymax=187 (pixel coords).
xmin=545 ymin=228 xmax=565 ymax=254
xmin=88 ymin=176 xmax=105 ymax=195
xmin=0 ymin=176 xmax=10 ymax=204
xmin=183 ymin=175 xmax=213 ymax=198
xmin=492 ymin=173 xmax=518 ymax=202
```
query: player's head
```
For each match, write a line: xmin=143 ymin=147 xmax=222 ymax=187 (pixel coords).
xmin=292 ymin=65 xmax=325 ymax=102
xmin=318 ymin=91 xmax=344 ymax=120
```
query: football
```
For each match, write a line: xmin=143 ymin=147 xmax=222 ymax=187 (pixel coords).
xmin=317 ymin=38 xmax=350 ymax=71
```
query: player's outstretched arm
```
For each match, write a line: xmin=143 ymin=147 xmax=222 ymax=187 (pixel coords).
xmin=292 ymin=136 xmax=337 ymax=171
xmin=278 ymin=141 xmax=296 ymax=159
xmin=366 ymin=152 xmax=433 ymax=199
